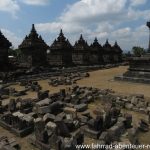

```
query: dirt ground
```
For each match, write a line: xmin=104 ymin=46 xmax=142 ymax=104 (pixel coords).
xmin=1 ymin=65 xmax=150 ymax=149
xmin=77 ymin=66 xmax=150 ymax=98
xmin=8 ymin=65 xmax=150 ymax=100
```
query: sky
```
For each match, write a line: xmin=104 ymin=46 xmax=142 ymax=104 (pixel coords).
xmin=0 ymin=0 xmax=150 ymax=51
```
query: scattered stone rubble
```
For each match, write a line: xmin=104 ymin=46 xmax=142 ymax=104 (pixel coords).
xmin=20 ymin=80 xmax=42 ymax=92
xmin=0 ymin=84 xmax=149 ymax=149
xmin=0 ymin=85 xmax=28 ymax=100
xmin=0 ymin=136 xmax=20 ymax=150
xmin=0 ymin=64 xmax=121 ymax=82
xmin=0 ymin=97 xmax=36 ymax=137
xmin=48 ymin=72 xmax=89 ymax=86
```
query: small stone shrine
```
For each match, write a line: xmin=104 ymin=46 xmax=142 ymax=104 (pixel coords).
xmin=90 ymin=37 xmax=104 ymax=65
xmin=72 ymin=34 xmax=90 ymax=65
xmin=19 ymin=24 xmax=49 ymax=68
xmin=48 ymin=29 xmax=73 ymax=66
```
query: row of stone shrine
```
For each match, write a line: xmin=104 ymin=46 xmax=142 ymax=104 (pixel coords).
xmin=0 ymin=24 xmax=123 ymax=68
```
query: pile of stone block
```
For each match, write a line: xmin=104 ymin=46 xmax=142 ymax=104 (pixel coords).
xmin=48 ymin=72 xmax=89 ymax=86
xmin=20 ymin=80 xmax=42 ymax=92
xmin=100 ymin=92 xmax=150 ymax=115
xmin=0 ymin=136 xmax=20 ymax=150
xmin=7 ymin=98 xmax=34 ymax=114
xmin=0 ymin=84 xmax=146 ymax=149
xmin=138 ymin=119 xmax=149 ymax=132
xmin=0 ymin=111 xmax=34 ymax=137
xmin=29 ymin=108 xmax=84 ymax=150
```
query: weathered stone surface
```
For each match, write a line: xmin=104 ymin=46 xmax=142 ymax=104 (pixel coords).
xmin=138 ymin=119 xmax=149 ymax=132
xmin=74 ymin=104 xmax=88 ymax=112
xmin=108 ymin=121 xmax=125 ymax=141
xmin=37 ymin=90 xmax=49 ymax=100
xmin=46 ymin=121 xmax=57 ymax=132
xmin=19 ymin=24 xmax=48 ymax=67
xmin=127 ymin=127 xmax=139 ymax=144
xmin=63 ymin=107 xmax=77 ymax=119
xmin=99 ymin=131 xmax=110 ymax=144
xmin=0 ymin=136 xmax=20 ymax=150
xmin=124 ymin=113 xmax=132 ymax=128
xmin=125 ymin=103 xmax=133 ymax=110
xmin=43 ymin=113 xmax=56 ymax=123
xmin=82 ymin=125 xmax=101 ymax=139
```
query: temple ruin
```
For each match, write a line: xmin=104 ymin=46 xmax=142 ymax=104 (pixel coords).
xmin=0 ymin=31 xmax=12 ymax=71
xmin=18 ymin=24 xmax=49 ymax=68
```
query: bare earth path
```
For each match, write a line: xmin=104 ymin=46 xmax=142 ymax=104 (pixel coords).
xmin=77 ymin=66 xmax=150 ymax=98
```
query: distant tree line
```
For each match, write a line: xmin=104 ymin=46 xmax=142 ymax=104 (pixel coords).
xmin=122 ymin=46 xmax=146 ymax=57
xmin=132 ymin=46 xmax=145 ymax=57
xmin=8 ymin=47 xmax=21 ymax=57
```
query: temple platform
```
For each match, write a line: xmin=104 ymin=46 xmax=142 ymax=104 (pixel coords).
xmin=114 ymin=54 xmax=150 ymax=84
xmin=115 ymin=75 xmax=150 ymax=84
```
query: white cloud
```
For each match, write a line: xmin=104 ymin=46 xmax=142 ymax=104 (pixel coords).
xmin=112 ymin=27 xmax=131 ymax=38
xmin=108 ymin=25 xmax=148 ymax=50
xmin=36 ymin=22 xmax=85 ymax=34
xmin=1 ymin=29 xmax=22 ymax=48
xmin=36 ymin=0 xmax=128 ymax=35
xmin=21 ymin=0 xmax=50 ymax=6
xmin=0 ymin=0 xmax=20 ymax=17
xmin=0 ymin=0 xmax=50 ymax=17
xmin=130 ymin=0 xmax=147 ymax=6
xmin=1 ymin=0 xmax=147 ymax=50
xmin=60 ymin=0 xmax=127 ymax=23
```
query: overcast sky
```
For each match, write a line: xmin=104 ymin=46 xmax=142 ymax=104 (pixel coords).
xmin=0 ymin=0 xmax=150 ymax=51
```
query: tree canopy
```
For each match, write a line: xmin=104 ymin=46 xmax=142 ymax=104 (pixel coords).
xmin=132 ymin=46 xmax=145 ymax=57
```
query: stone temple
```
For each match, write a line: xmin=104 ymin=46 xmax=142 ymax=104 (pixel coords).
xmin=0 ymin=24 xmax=123 ymax=69
xmin=19 ymin=24 xmax=49 ymax=68
xmin=47 ymin=29 xmax=73 ymax=66
xmin=115 ymin=21 xmax=150 ymax=84
xmin=72 ymin=34 xmax=90 ymax=65
xmin=90 ymin=37 xmax=104 ymax=65
xmin=0 ymin=31 xmax=12 ymax=70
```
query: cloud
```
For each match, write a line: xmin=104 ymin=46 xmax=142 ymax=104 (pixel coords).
xmin=21 ymin=0 xmax=50 ymax=6
xmin=1 ymin=29 xmax=22 ymax=48
xmin=0 ymin=0 xmax=20 ymax=17
xmin=35 ymin=0 xmax=150 ymax=51
xmin=60 ymin=0 xmax=127 ymax=23
xmin=0 ymin=0 xmax=50 ymax=17
xmin=36 ymin=0 xmax=128 ymax=35
xmin=130 ymin=0 xmax=147 ymax=6
xmin=1 ymin=0 xmax=148 ymax=50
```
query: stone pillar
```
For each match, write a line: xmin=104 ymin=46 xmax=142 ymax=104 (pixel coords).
xmin=146 ymin=21 xmax=150 ymax=52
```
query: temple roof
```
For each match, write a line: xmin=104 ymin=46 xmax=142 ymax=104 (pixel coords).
xmin=90 ymin=37 xmax=103 ymax=51
xmin=0 ymin=30 xmax=12 ymax=48
xmin=19 ymin=24 xmax=48 ymax=49
xmin=74 ymin=34 xmax=89 ymax=51
xmin=50 ymin=29 xmax=72 ymax=50
xmin=103 ymin=39 xmax=112 ymax=53
xmin=113 ymin=41 xmax=122 ymax=53
xmin=103 ymin=39 xmax=111 ymax=48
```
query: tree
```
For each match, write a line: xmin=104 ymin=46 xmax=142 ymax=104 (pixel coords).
xmin=14 ymin=49 xmax=22 ymax=57
xmin=8 ymin=47 xmax=16 ymax=56
xmin=132 ymin=46 xmax=145 ymax=57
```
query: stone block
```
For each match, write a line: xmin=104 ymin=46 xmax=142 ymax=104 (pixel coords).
xmin=46 ymin=121 xmax=57 ymax=132
xmin=74 ymin=104 xmax=88 ymax=112
xmin=64 ymin=107 xmax=77 ymax=119
xmin=83 ymin=125 xmax=100 ymax=139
